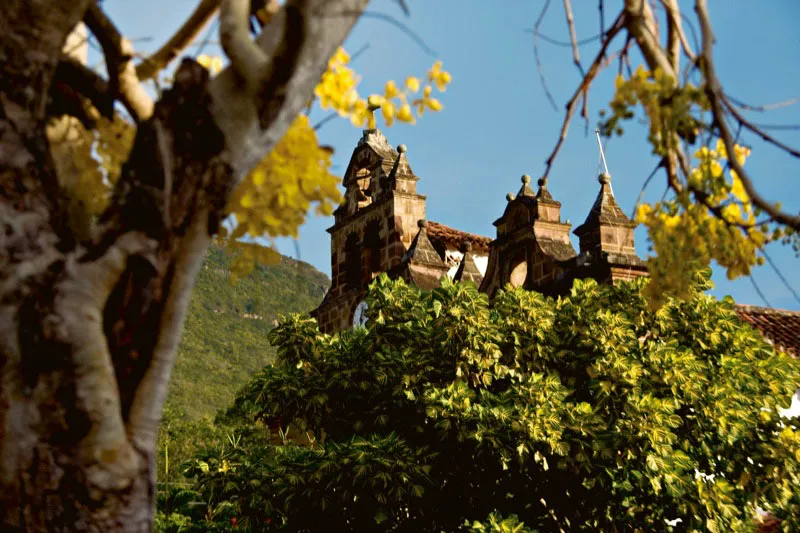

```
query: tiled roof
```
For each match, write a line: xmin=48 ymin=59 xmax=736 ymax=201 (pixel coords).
xmin=735 ymin=304 xmax=800 ymax=356
xmin=537 ymin=239 xmax=578 ymax=262
xmin=427 ymin=221 xmax=492 ymax=254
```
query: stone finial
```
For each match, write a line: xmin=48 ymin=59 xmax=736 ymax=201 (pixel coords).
xmin=397 ymin=143 xmax=407 ymax=154
xmin=506 ymin=193 xmax=516 ymax=202
xmin=536 ymin=175 xmax=554 ymax=202
xmin=417 ymin=219 xmax=428 ymax=229
xmin=518 ymin=173 xmax=536 ymax=198
xmin=598 ymin=172 xmax=611 ymax=184
xmin=461 ymin=241 xmax=473 ymax=253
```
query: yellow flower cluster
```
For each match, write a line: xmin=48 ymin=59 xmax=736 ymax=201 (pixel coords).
xmin=227 ymin=114 xmax=342 ymax=242
xmin=635 ymin=140 xmax=769 ymax=307
xmin=314 ymin=48 xmax=451 ymax=128
xmin=220 ymin=48 xmax=452 ymax=278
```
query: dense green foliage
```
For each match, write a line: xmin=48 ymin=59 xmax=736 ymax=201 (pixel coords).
xmin=175 ymin=272 xmax=800 ymax=532
xmin=154 ymin=242 xmax=327 ymax=513
xmin=166 ymin=243 xmax=328 ymax=419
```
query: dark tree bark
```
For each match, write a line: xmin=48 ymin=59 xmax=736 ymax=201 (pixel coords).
xmin=0 ymin=0 xmax=367 ymax=530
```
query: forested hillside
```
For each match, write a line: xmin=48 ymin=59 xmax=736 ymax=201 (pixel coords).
xmin=166 ymin=244 xmax=329 ymax=419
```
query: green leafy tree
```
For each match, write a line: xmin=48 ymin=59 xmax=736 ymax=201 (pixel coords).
xmin=187 ymin=274 xmax=799 ymax=531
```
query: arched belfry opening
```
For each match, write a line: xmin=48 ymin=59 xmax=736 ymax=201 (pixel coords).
xmin=364 ymin=220 xmax=382 ymax=277
xmin=344 ymin=232 xmax=361 ymax=290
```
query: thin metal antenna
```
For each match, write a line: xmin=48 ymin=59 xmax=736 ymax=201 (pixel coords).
xmin=595 ymin=129 xmax=610 ymax=176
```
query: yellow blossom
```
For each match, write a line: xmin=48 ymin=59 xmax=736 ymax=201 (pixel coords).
xmin=382 ymin=100 xmax=396 ymax=126
xmin=396 ymin=103 xmax=415 ymax=124
xmin=197 ymin=54 xmax=223 ymax=74
xmin=405 ymin=76 xmax=420 ymax=92
xmin=384 ymin=80 xmax=400 ymax=99
xmin=427 ymin=60 xmax=451 ymax=91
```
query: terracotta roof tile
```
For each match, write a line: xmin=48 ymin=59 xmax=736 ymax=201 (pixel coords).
xmin=427 ymin=221 xmax=492 ymax=255
xmin=735 ymin=304 xmax=800 ymax=356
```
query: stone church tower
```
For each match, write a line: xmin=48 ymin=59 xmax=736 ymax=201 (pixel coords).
xmin=311 ymin=126 xmax=446 ymax=332
xmin=312 ymin=125 xmax=648 ymax=333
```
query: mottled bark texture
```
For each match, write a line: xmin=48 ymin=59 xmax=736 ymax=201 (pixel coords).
xmin=0 ymin=0 xmax=367 ymax=530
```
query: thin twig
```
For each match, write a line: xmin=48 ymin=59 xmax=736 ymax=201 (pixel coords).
xmin=542 ymin=13 xmax=625 ymax=182
xmin=532 ymin=0 xmax=558 ymax=110
xmin=360 ymin=11 xmax=436 ymax=56
xmin=748 ymin=274 xmax=773 ymax=308
xmin=562 ymin=0 xmax=585 ymax=77
xmin=525 ymin=29 xmax=601 ymax=48
xmin=726 ymin=94 xmax=799 ymax=112
xmin=747 ymin=122 xmax=800 ymax=132
xmin=599 ymin=0 xmax=605 ymax=36
xmin=762 ymin=248 xmax=800 ymax=306
xmin=136 ymin=0 xmax=222 ymax=81
xmin=631 ymin=159 xmax=665 ymax=219
xmin=313 ymin=111 xmax=338 ymax=131
xmin=722 ymin=100 xmax=800 ymax=159
xmin=194 ymin=18 xmax=220 ymax=57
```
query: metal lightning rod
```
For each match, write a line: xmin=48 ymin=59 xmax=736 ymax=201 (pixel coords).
xmin=595 ymin=129 xmax=610 ymax=176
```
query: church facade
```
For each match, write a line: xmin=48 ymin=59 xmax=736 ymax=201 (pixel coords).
xmin=310 ymin=125 xmax=800 ymax=360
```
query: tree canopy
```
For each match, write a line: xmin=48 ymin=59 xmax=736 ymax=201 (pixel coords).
xmin=174 ymin=274 xmax=800 ymax=531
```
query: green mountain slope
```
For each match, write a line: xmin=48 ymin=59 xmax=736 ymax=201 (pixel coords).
xmin=166 ymin=244 xmax=329 ymax=419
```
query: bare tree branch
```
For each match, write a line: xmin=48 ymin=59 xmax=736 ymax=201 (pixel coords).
xmin=762 ymin=247 xmax=800 ymax=306
xmin=726 ymin=94 xmax=799 ymax=112
xmin=127 ymin=212 xmax=210 ymax=451
xmin=84 ymin=3 xmax=154 ymax=121
xmin=525 ymin=29 xmax=601 ymax=48
xmin=722 ymin=99 xmax=800 ymax=160
xmin=136 ymin=0 xmax=222 ymax=81
xmin=360 ymin=11 xmax=436 ymax=56
xmin=58 ymin=233 xmax=156 ymax=487
xmin=660 ymin=0 xmax=695 ymax=68
xmin=219 ymin=0 xmax=269 ymax=94
xmin=542 ymin=13 xmax=625 ymax=181
xmin=563 ymin=0 xmax=585 ymax=77
xmin=210 ymin=0 xmax=369 ymax=179
xmin=623 ymin=0 xmax=675 ymax=79
xmin=696 ymin=0 xmax=800 ymax=231
xmin=599 ymin=0 xmax=605 ymax=36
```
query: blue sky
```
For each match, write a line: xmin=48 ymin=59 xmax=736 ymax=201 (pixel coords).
xmin=107 ymin=0 xmax=800 ymax=310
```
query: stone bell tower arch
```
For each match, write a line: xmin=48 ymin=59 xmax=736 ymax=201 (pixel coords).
xmin=311 ymin=124 xmax=429 ymax=333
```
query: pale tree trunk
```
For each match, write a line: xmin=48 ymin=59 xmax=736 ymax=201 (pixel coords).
xmin=0 ymin=0 xmax=367 ymax=530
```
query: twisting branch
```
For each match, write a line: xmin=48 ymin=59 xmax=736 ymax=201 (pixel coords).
xmin=623 ymin=0 xmax=675 ymax=79
xmin=696 ymin=0 xmax=800 ymax=231
xmin=660 ymin=0 xmax=695 ymax=67
xmin=136 ymin=0 xmax=222 ymax=81
xmin=257 ymin=0 xmax=308 ymax=129
xmin=210 ymin=0 xmax=369 ymax=178
xmin=84 ymin=3 xmax=154 ymax=120
xmin=562 ymin=0 xmax=585 ymax=77
xmin=219 ymin=0 xmax=269 ymax=94
xmin=542 ymin=13 xmax=625 ymax=181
